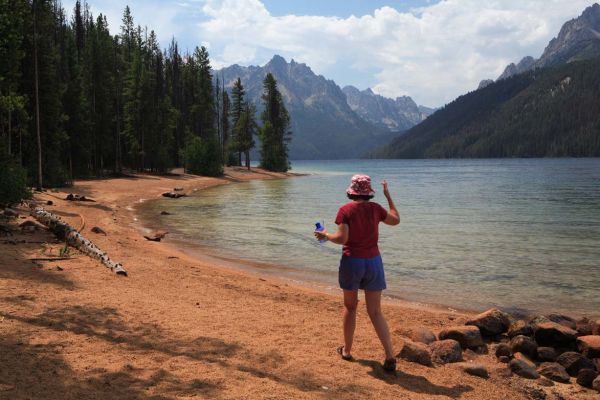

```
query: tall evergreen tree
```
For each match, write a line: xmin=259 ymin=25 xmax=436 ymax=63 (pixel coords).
xmin=260 ymin=73 xmax=291 ymax=172
xmin=230 ymin=77 xmax=244 ymax=165
xmin=233 ymin=102 xmax=257 ymax=170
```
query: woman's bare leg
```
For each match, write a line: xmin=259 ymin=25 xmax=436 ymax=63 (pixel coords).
xmin=365 ymin=290 xmax=394 ymax=360
xmin=342 ymin=289 xmax=358 ymax=356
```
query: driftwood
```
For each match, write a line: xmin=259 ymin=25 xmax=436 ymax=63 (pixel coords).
xmin=66 ymin=193 xmax=95 ymax=202
xmin=162 ymin=192 xmax=186 ymax=198
xmin=143 ymin=231 xmax=168 ymax=242
xmin=31 ymin=207 xmax=127 ymax=276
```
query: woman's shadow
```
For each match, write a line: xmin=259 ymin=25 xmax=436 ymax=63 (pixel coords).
xmin=357 ymin=359 xmax=473 ymax=399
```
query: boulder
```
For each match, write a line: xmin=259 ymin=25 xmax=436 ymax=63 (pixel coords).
xmin=511 ymin=335 xmax=537 ymax=359
xmin=536 ymin=377 xmax=555 ymax=387
xmin=529 ymin=315 xmax=551 ymax=328
xmin=466 ymin=308 xmax=511 ymax=336
xmin=576 ymin=317 xmax=593 ymax=336
xmin=514 ymin=351 xmax=536 ymax=366
xmin=577 ymin=335 xmax=600 ymax=359
xmin=454 ymin=362 xmax=489 ymax=378
xmin=593 ymin=375 xmax=600 ymax=392
xmin=547 ymin=314 xmax=577 ymax=330
xmin=508 ymin=320 xmax=533 ymax=338
xmin=410 ymin=327 xmax=437 ymax=345
xmin=510 ymin=358 xmax=540 ymax=379
xmin=439 ymin=326 xmax=484 ymax=349
xmin=537 ymin=362 xmax=570 ymax=383
xmin=536 ymin=347 xmax=557 ymax=362
xmin=592 ymin=320 xmax=600 ymax=335
xmin=576 ymin=369 xmax=599 ymax=388
xmin=430 ymin=339 xmax=463 ymax=365
xmin=534 ymin=322 xmax=577 ymax=347
xmin=397 ymin=340 xmax=433 ymax=366
xmin=556 ymin=351 xmax=596 ymax=376
xmin=495 ymin=343 xmax=512 ymax=358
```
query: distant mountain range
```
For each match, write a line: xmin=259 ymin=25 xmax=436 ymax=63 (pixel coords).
xmin=374 ymin=3 xmax=600 ymax=159
xmin=215 ymin=56 xmax=431 ymax=159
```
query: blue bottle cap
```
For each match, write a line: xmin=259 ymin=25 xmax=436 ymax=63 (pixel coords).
xmin=315 ymin=222 xmax=323 ymax=230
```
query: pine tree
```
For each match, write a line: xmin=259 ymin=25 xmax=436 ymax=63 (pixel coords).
xmin=260 ymin=73 xmax=291 ymax=172
xmin=233 ymin=102 xmax=257 ymax=170
xmin=230 ymin=77 xmax=244 ymax=165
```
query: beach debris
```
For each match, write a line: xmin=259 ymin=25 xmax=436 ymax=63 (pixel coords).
xmin=91 ymin=226 xmax=107 ymax=235
xmin=173 ymin=187 xmax=184 ymax=191
xmin=397 ymin=339 xmax=433 ymax=366
xmin=536 ymin=347 xmax=557 ymax=362
xmin=557 ymin=351 xmax=595 ymax=376
xmin=510 ymin=354 xmax=539 ymax=379
xmin=19 ymin=220 xmax=45 ymax=232
xmin=537 ymin=362 xmax=570 ymax=383
xmin=56 ymin=266 xmax=64 ymax=271
xmin=162 ymin=192 xmax=186 ymax=198
xmin=438 ymin=326 xmax=483 ymax=350
xmin=144 ymin=231 xmax=168 ymax=242
xmin=466 ymin=308 xmax=511 ymax=337
xmin=534 ymin=322 xmax=577 ymax=347
xmin=66 ymin=193 xmax=95 ymax=202
xmin=31 ymin=207 xmax=127 ymax=276
xmin=508 ymin=320 xmax=534 ymax=338
xmin=409 ymin=327 xmax=437 ymax=345
xmin=576 ymin=368 xmax=598 ymax=388
xmin=454 ymin=362 xmax=489 ymax=378
xmin=160 ymin=211 xmax=172 ymax=215
xmin=430 ymin=339 xmax=462 ymax=365
xmin=46 ymin=200 xmax=53 ymax=206
xmin=3 ymin=208 xmax=19 ymax=217
xmin=510 ymin=335 xmax=538 ymax=359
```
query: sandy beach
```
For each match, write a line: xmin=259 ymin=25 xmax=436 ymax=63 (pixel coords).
xmin=0 ymin=167 xmax=597 ymax=400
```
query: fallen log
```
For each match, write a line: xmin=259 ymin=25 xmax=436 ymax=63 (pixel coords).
xmin=30 ymin=207 xmax=127 ymax=276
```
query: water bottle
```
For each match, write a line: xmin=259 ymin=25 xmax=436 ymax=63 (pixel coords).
xmin=315 ymin=221 xmax=327 ymax=244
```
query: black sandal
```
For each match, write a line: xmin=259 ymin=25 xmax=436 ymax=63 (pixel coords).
xmin=337 ymin=346 xmax=353 ymax=361
xmin=382 ymin=358 xmax=396 ymax=372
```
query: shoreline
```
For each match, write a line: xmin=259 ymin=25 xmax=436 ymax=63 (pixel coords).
xmin=1 ymin=167 xmax=597 ymax=399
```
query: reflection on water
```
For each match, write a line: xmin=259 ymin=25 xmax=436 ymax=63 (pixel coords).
xmin=141 ymin=159 xmax=600 ymax=315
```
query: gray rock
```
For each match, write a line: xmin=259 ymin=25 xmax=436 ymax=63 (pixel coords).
xmin=455 ymin=362 xmax=489 ymax=378
xmin=576 ymin=317 xmax=593 ymax=336
xmin=499 ymin=355 xmax=511 ymax=363
xmin=430 ymin=339 xmax=463 ymax=365
xmin=495 ymin=343 xmax=512 ymax=358
xmin=529 ymin=315 xmax=552 ymax=328
xmin=557 ymin=351 xmax=596 ymax=376
xmin=508 ymin=320 xmax=534 ymax=338
xmin=547 ymin=313 xmax=577 ymax=330
xmin=511 ymin=335 xmax=538 ymax=359
xmin=410 ymin=327 xmax=437 ymax=345
xmin=510 ymin=358 xmax=540 ymax=379
xmin=537 ymin=362 xmax=571 ymax=383
xmin=439 ymin=326 xmax=484 ymax=349
xmin=534 ymin=322 xmax=577 ymax=348
xmin=577 ymin=335 xmax=600 ymax=359
xmin=466 ymin=308 xmax=511 ymax=336
xmin=576 ymin=368 xmax=599 ymax=388
xmin=397 ymin=340 xmax=433 ymax=367
xmin=536 ymin=347 xmax=557 ymax=362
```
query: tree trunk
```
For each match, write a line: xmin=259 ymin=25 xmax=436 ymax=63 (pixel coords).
xmin=7 ymin=96 xmax=11 ymax=155
xmin=245 ymin=150 xmax=250 ymax=170
xmin=33 ymin=0 xmax=43 ymax=191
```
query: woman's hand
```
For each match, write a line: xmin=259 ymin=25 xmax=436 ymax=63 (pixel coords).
xmin=314 ymin=229 xmax=328 ymax=242
xmin=382 ymin=180 xmax=391 ymax=198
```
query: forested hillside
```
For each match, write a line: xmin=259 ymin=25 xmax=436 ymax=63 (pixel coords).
xmin=0 ymin=0 xmax=291 ymax=195
xmin=372 ymin=58 xmax=600 ymax=158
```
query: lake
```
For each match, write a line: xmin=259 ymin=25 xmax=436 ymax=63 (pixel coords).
xmin=141 ymin=159 xmax=600 ymax=316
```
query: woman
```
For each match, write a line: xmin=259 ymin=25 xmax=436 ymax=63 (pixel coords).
xmin=314 ymin=174 xmax=400 ymax=372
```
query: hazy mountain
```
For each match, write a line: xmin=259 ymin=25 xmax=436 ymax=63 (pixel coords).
xmin=341 ymin=86 xmax=432 ymax=131
xmin=371 ymin=57 xmax=600 ymax=158
xmin=495 ymin=3 xmax=600 ymax=81
xmin=216 ymin=55 xmax=394 ymax=159
xmin=477 ymin=79 xmax=494 ymax=90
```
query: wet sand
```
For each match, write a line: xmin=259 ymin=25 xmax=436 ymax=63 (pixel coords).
xmin=0 ymin=167 xmax=595 ymax=399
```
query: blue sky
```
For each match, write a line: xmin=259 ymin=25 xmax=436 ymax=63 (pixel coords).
xmin=62 ymin=0 xmax=597 ymax=106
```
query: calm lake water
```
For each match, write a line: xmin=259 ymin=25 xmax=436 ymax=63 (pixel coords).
xmin=142 ymin=159 xmax=600 ymax=316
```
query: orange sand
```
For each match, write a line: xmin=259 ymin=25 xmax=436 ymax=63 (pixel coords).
xmin=0 ymin=167 xmax=596 ymax=399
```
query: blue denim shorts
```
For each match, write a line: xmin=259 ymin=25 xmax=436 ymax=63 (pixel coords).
xmin=339 ymin=255 xmax=386 ymax=291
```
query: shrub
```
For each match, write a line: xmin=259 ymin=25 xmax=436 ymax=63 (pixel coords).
xmin=0 ymin=150 xmax=31 ymax=206
xmin=183 ymin=137 xmax=223 ymax=177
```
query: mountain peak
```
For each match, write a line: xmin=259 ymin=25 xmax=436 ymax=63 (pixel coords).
xmin=267 ymin=54 xmax=288 ymax=67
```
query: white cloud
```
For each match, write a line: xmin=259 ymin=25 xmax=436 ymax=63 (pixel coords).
xmin=198 ymin=0 xmax=596 ymax=106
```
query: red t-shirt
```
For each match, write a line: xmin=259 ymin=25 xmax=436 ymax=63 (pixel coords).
xmin=335 ymin=201 xmax=388 ymax=258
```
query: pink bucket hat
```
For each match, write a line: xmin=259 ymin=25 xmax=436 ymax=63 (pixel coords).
xmin=347 ymin=174 xmax=375 ymax=196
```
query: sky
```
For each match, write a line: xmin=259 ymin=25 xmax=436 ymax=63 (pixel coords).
xmin=61 ymin=0 xmax=597 ymax=107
